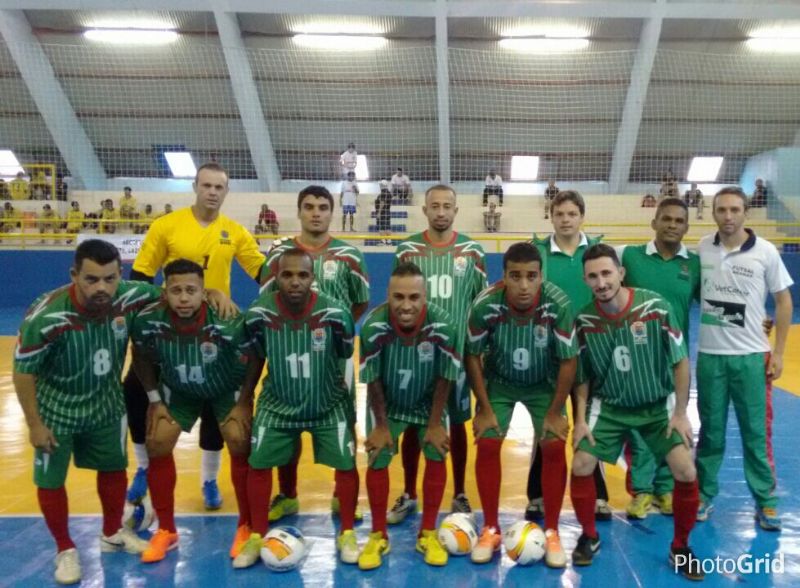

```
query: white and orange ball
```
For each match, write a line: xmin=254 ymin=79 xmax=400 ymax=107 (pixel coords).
xmin=437 ymin=513 xmax=478 ymax=555
xmin=260 ymin=526 xmax=308 ymax=571
xmin=503 ymin=521 xmax=545 ymax=565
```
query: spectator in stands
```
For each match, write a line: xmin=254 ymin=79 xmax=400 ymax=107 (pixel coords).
xmin=119 ymin=186 xmax=138 ymax=230
xmin=339 ymin=142 xmax=358 ymax=179
xmin=0 ymin=179 xmax=8 ymax=200
xmin=684 ymin=183 xmax=704 ymax=219
xmin=54 ymin=174 xmax=68 ymax=201
xmin=641 ymin=193 xmax=657 ymax=208
xmin=375 ymin=179 xmax=392 ymax=245
xmin=30 ymin=168 xmax=49 ymax=200
xmin=1 ymin=202 xmax=19 ymax=234
xmin=484 ymin=169 xmax=504 ymax=206
xmin=544 ymin=179 xmax=559 ymax=219
xmin=135 ymin=204 xmax=157 ymax=234
xmin=64 ymin=200 xmax=84 ymax=243
xmin=391 ymin=167 xmax=413 ymax=203
xmin=159 ymin=203 xmax=174 ymax=218
xmin=100 ymin=199 xmax=118 ymax=234
xmin=340 ymin=170 xmax=359 ymax=232
xmin=255 ymin=204 xmax=280 ymax=238
xmin=483 ymin=200 xmax=501 ymax=233
xmin=9 ymin=172 xmax=30 ymax=200
xmin=38 ymin=203 xmax=59 ymax=243
xmin=659 ymin=172 xmax=678 ymax=200
xmin=751 ymin=178 xmax=768 ymax=208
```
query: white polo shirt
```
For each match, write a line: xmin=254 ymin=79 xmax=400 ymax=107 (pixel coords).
xmin=485 ymin=175 xmax=503 ymax=187
xmin=391 ymin=173 xmax=410 ymax=188
xmin=698 ymin=229 xmax=793 ymax=355
xmin=340 ymin=150 xmax=358 ymax=171
xmin=341 ymin=180 xmax=359 ymax=207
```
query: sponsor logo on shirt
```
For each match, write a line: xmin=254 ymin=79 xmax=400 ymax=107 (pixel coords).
xmin=219 ymin=229 xmax=231 ymax=245
xmin=703 ymin=299 xmax=746 ymax=328
xmin=200 ymin=341 xmax=218 ymax=363
xmin=631 ymin=321 xmax=648 ymax=345
xmin=417 ymin=340 xmax=434 ymax=362
xmin=731 ymin=265 xmax=754 ymax=279
xmin=311 ymin=327 xmax=327 ymax=351
xmin=112 ymin=315 xmax=127 ymax=340
xmin=323 ymin=260 xmax=337 ymax=281
xmin=534 ymin=324 xmax=549 ymax=348
xmin=453 ymin=256 xmax=467 ymax=276
xmin=703 ymin=279 xmax=750 ymax=297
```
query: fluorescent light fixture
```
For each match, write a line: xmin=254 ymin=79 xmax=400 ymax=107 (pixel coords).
xmin=84 ymin=28 xmax=178 ymax=45
xmin=510 ymin=156 xmax=540 ymax=180
xmin=687 ymin=156 xmax=723 ymax=182
xmin=87 ymin=18 xmax=175 ymax=30
xmin=164 ymin=152 xmax=197 ymax=178
xmin=355 ymin=155 xmax=370 ymax=180
xmin=499 ymin=38 xmax=589 ymax=52
xmin=503 ymin=25 xmax=589 ymax=39
xmin=294 ymin=22 xmax=384 ymax=35
xmin=747 ymin=27 xmax=800 ymax=53
xmin=0 ymin=149 xmax=23 ymax=176
xmin=293 ymin=34 xmax=386 ymax=51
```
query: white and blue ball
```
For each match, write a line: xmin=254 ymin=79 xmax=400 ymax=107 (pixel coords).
xmin=122 ymin=495 xmax=156 ymax=532
xmin=260 ymin=526 xmax=308 ymax=571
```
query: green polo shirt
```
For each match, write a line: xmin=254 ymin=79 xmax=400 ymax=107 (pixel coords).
xmin=619 ymin=241 xmax=700 ymax=340
xmin=532 ymin=232 xmax=603 ymax=311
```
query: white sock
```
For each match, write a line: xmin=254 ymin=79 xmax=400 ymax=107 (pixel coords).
xmin=201 ymin=449 xmax=222 ymax=484
xmin=133 ymin=443 xmax=149 ymax=470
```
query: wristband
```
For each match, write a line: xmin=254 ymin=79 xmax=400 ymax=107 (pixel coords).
xmin=146 ymin=389 xmax=161 ymax=404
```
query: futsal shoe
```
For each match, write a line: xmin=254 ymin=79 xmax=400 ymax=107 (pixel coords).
xmin=416 ymin=529 xmax=448 ymax=566
xmin=230 ymin=524 xmax=252 ymax=558
xmin=451 ymin=493 xmax=472 ymax=515
xmin=126 ymin=467 xmax=148 ymax=504
xmin=524 ymin=498 xmax=544 ymax=522
xmin=387 ymin=493 xmax=417 ymax=524
xmin=595 ymin=499 xmax=613 ymax=521
xmin=571 ymin=533 xmax=601 ymax=566
xmin=269 ymin=493 xmax=299 ymax=522
xmin=756 ymin=507 xmax=782 ymax=532
xmin=653 ymin=493 xmax=673 ymax=516
xmin=337 ymin=530 xmax=360 ymax=564
xmin=331 ymin=496 xmax=364 ymax=522
xmin=100 ymin=527 xmax=149 ymax=554
xmin=232 ymin=533 xmax=263 ymax=569
xmin=544 ymin=529 xmax=567 ymax=568
xmin=202 ymin=480 xmax=222 ymax=510
xmin=669 ymin=546 xmax=705 ymax=581
xmin=471 ymin=526 xmax=502 ymax=564
xmin=141 ymin=529 xmax=179 ymax=563
xmin=358 ymin=531 xmax=391 ymax=570
xmin=54 ymin=548 xmax=81 ymax=585
xmin=696 ymin=501 xmax=714 ymax=522
xmin=626 ymin=493 xmax=653 ymax=520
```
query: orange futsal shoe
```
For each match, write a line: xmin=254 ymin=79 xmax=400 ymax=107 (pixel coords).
xmin=230 ymin=524 xmax=252 ymax=559
xmin=141 ymin=529 xmax=179 ymax=563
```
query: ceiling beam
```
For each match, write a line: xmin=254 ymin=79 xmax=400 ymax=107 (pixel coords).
xmin=214 ymin=10 xmax=280 ymax=191
xmin=0 ymin=9 xmax=106 ymax=189
xmin=435 ymin=0 xmax=450 ymax=185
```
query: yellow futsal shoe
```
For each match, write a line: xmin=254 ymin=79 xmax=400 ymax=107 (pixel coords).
xmin=232 ymin=533 xmax=264 ymax=569
xmin=331 ymin=496 xmax=364 ymax=522
xmin=337 ymin=529 xmax=360 ymax=564
xmin=416 ymin=529 xmax=448 ymax=566
xmin=626 ymin=493 xmax=653 ymax=520
xmin=653 ymin=493 xmax=673 ymax=516
xmin=358 ymin=531 xmax=391 ymax=570
xmin=269 ymin=494 xmax=299 ymax=522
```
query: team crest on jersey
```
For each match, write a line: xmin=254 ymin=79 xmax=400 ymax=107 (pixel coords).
xmin=322 ymin=260 xmax=337 ymax=280
xmin=112 ymin=316 xmax=127 ymax=340
xmin=417 ymin=340 xmax=434 ymax=362
xmin=200 ymin=341 xmax=218 ymax=363
xmin=453 ymin=256 xmax=468 ymax=276
xmin=219 ymin=230 xmax=231 ymax=245
xmin=534 ymin=324 xmax=549 ymax=348
xmin=311 ymin=327 xmax=327 ymax=351
xmin=631 ymin=321 xmax=648 ymax=345
xmin=679 ymin=263 xmax=690 ymax=281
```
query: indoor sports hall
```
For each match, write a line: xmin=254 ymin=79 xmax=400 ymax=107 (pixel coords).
xmin=0 ymin=1 xmax=799 ymax=586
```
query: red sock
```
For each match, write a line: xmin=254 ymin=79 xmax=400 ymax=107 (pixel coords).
xmin=366 ymin=467 xmax=389 ymax=537
xmin=37 ymin=487 xmax=74 ymax=552
xmin=334 ymin=469 xmax=359 ymax=531
xmin=541 ymin=439 xmax=566 ymax=532
xmin=421 ymin=458 xmax=447 ymax=532
xmin=449 ymin=423 xmax=468 ymax=496
xmin=401 ymin=428 xmax=420 ymax=499
xmin=247 ymin=467 xmax=272 ymax=536
xmin=97 ymin=470 xmax=127 ymax=537
xmin=570 ymin=473 xmax=597 ymax=539
xmin=672 ymin=479 xmax=699 ymax=549
xmin=475 ymin=438 xmax=502 ymax=530
xmin=148 ymin=454 xmax=177 ymax=533
xmin=277 ymin=448 xmax=300 ymax=499
xmin=623 ymin=441 xmax=635 ymax=497
xmin=230 ymin=453 xmax=250 ymax=527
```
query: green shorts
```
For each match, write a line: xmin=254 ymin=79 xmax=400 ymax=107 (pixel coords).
xmin=447 ymin=369 xmax=471 ymax=425
xmin=578 ymin=395 xmax=683 ymax=465
xmin=249 ymin=421 xmax=356 ymax=471
xmin=366 ymin=415 xmax=445 ymax=470
xmin=34 ymin=415 xmax=128 ymax=489
xmin=162 ymin=384 xmax=237 ymax=433
xmin=481 ymin=380 xmax=562 ymax=441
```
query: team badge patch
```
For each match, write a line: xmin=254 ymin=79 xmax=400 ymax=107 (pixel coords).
xmin=534 ymin=324 xmax=548 ymax=348
xmin=219 ymin=229 xmax=231 ymax=245
xmin=311 ymin=327 xmax=327 ymax=351
xmin=417 ymin=340 xmax=434 ymax=361
xmin=631 ymin=321 xmax=648 ymax=345
xmin=112 ymin=316 xmax=127 ymax=339
xmin=323 ymin=260 xmax=337 ymax=281
xmin=200 ymin=341 xmax=218 ymax=363
xmin=453 ymin=256 xmax=467 ymax=276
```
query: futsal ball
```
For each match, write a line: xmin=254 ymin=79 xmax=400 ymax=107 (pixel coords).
xmin=438 ymin=513 xmax=478 ymax=555
xmin=503 ymin=521 xmax=546 ymax=565
xmin=260 ymin=526 xmax=308 ymax=572
xmin=122 ymin=496 xmax=156 ymax=532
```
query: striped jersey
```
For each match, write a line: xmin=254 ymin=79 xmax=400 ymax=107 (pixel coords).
xmin=360 ymin=303 xmax=461 ymax=425
xmin=243 ymin=291 xmax=354 ymax=428
xmin=467 ymin=281 xmax=578 ymax=389
xmin=14 ymin=281 xmax=162 ymax=434
xmin=261 ymin=236 xmax=370 ymax=311
xmin=576 ymin=288 xmax=687 ymax=407
xmin=130 ymin=301 xmax=249 ymax=400
xmin=394 ymin=231 xmax=487 ymax=356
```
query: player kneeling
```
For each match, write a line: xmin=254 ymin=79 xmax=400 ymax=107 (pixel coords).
xmin=234 ymin=249 xmax=360 ymax=568
xmin=570 ymin=245 xmax=703 ymax=581
xmin=131 ymin=259 xmax=253 ymax=563
xmin=358 ymin=263 xmax=459 ymax=570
